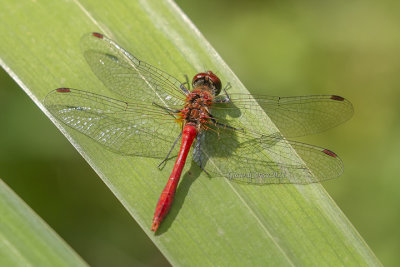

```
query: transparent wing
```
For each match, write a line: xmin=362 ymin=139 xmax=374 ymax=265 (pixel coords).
xmin=44 ymin=88 xmax=181 ymax=158
xmin=48 ymin=32 xmax=350 ymax=182
xmin=80 ymin=32 xmax=187 ymax=108
xmin=215 ymin=94 xmax=354 ymax=137
xmin=193 ymin=126 xmax=343 ymax=184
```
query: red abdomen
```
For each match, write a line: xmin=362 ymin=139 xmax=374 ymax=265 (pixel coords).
xmin=151 ymin=123 xmax=197 ymax=232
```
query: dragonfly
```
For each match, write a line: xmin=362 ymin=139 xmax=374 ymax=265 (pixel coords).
xmin=44 ymin=32 xmax=353 ymax=232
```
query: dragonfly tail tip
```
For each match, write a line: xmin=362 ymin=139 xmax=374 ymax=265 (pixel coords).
xmin=151 ymin=221 xmax=160 ymax=232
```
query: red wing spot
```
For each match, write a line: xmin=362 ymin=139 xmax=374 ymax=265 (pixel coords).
xmin=323 ymin=149 xmax=337 ymax=158
xmin=92 ymin=32 xmax=104 ymax=39
xmin=56 ymin=88 xmax=71 ymax=93
xmin=330 ymin=95 xmax=345 ymax=101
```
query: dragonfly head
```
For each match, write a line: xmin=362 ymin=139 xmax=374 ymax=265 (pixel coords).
xmin=192 ymin=71 xmax=222 ymax=96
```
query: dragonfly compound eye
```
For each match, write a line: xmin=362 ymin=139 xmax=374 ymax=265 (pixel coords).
xmin=192 ymin=71 xmax=222 ymax=96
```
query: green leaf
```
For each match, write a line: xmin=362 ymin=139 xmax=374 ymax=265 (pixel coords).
xmin=0 ymin=0 xmax=381 ymax=266
xmin=0 ymin=179 xmax=87 ymax=266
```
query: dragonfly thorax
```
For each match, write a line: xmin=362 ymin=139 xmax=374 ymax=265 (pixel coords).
xmin=180 ymin=88 xmax=214 ymax=131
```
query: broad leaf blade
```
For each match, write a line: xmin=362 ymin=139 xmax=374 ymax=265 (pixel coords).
xmin=0 ymin=0 xmax=381 ymax=266
xmin=0 ymin=179 xmax=87 ymax=266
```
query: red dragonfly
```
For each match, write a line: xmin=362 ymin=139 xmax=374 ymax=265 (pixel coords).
xmin=45 ymin=32 xmax=353 ymax=232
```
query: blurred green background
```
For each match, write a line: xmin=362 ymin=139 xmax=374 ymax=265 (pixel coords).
xmin=1 ymin=0 xmax=400 ymax=266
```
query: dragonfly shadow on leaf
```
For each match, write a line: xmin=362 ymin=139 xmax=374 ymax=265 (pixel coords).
xmin=191 ymin=100 xmax=245 ymax=172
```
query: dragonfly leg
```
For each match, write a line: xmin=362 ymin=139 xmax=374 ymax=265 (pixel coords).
xmin=194 ymin=134 xmax=210 ymax=176
xmin=210 ymin=115 xmax=243 ymax=132
xmin=152 ymin=102 xmax=180 ymax=115
xmin=223 ymin=81 xmax=232 ymax=93
xmin=214 ymin=82 xmax=232 ymax=103
xmin=200 ymin=164 xmax=210 ymax=176
xmin=179 ymin=74 xmax=190 ymax=94
xmin=157 ymin=132 xmax=183 ymax=169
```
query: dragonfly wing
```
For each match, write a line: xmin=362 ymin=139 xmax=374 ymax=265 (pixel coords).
xmin=45 ymin=88 xmax=181 ymax=158
xmin=80 ymin=32 xmax=186 ymax=109
xmin=219 ymin=94 xmax=353 ymax=137
xmin=193 ymin=125 xmax=343 ymax=184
